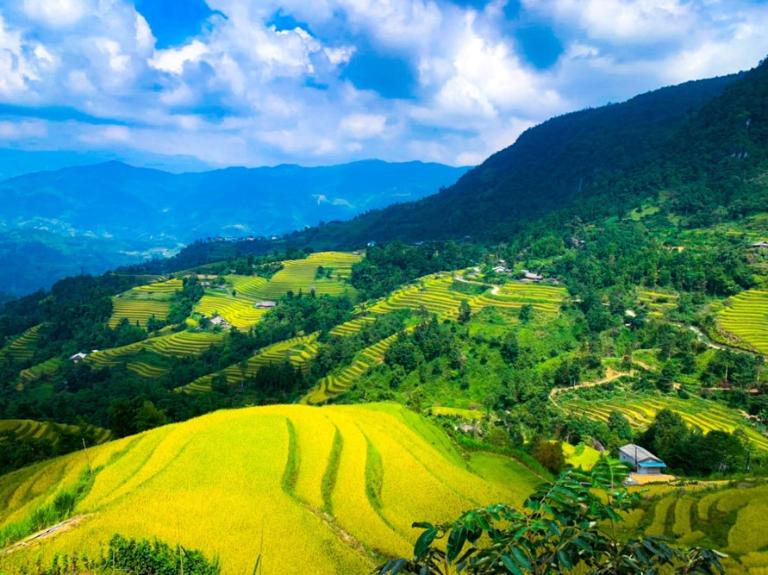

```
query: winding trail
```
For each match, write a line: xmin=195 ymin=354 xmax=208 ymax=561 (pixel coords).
xmin=2 ymin=515 xmax=90 ymax=555
xmin=549 ymin=368 xmax=628 ymax=406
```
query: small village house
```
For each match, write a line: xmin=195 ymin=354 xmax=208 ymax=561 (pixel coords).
xmin=521 ymin=269 xmax=544 ymax=282
xmin=69 ymin=352 xmax=88 ymax=363
xmin=619 ymin=443 xmax=667 ymax=475
xmin=255 ymin=300 xmax=277 ymax=309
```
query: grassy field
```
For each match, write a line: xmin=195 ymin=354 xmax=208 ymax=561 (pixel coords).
xmin=619 ymin=481 xmax=768 ymax=574
xmin=563 ymin=391 xmax=768 ymax=453
xmin=562 ymin=443 xmax=601 ymax=470
xmin=0 ymin=419 xmax=112 ymax=445
xmin=1 ymin=325 xmax=42 ymax=362
xmin=109 ymin=279 xmax=182 ymax=328
xmin=0 ymin=403 xmax=542 ymax=575
xmin=717 ymin=289 xmax=768 ymax=355
xmin=181 ymin=335 xmax=320 ymax=393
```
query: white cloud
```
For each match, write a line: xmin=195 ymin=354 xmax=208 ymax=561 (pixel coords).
xmin=150 ymin=40 xmax=209 ymax=74
xmin=0 ymin=0 xmax=766 ymax=168
xmin=22 ymin=0 xmax=89 ymax=28
xmin=340 ymin=113 xmax=387 ymax=139
xmin=0 ymin=119 xmax=47 ymax=139
xmin=526 ymin=0 xmax=695 ymax=44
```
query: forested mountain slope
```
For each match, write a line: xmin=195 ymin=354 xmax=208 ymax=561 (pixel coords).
xmin=290 ymin=60 xmax=767 ymax=247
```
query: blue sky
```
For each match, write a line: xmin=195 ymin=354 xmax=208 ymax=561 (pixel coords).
xmin=1 ymin=0 xmax=767 ymax=168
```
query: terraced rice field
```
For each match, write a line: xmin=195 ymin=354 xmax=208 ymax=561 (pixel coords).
xmin=182 ymin=335 xmax=319 ymax=393
xmin=366 ymin=275 xmax=566 ymax=321
xmin=1 ymin=325 xmax=41 ymax=362
xmin=474 ymin=282 xmax=567 ymax=314
xmin=638 ymin=289 xmax=680 ymax=319
xmin=0 ymin=419 xmax=111 ymax=444
xmin=0 ymin=403 xmax=542 ymax=575
xmin=225 ymin=275 xmax=269 ymax=299
xmin=302 ymin=334 xmax=399 ymax=404
xmin=329 ymin=315 xmax=377 ymax=337
xmin=109 ymin=279 xmax=182 ymax=328
xmin=193 ymin=291 xmax=267 ymax=329
xmin=17 ymin=358 xmax=65 ymax=386
xmin=622 ymin=482 xmax=768 ymax=573
xmin=717 ymin=289 xmax=768 ymax=355
xmin=86 ymin=331 xmax=225 ymax=371
xmin=368 ymin=275 xmax=470 ymax=319
xmin=564 ymin=392 xmax=768 ymax=452
xmin=251 ymin=252 xmax=361 ymax=300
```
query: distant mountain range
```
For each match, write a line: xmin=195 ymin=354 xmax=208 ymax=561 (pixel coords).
xmin=0 ymin=160 xmax=468 ymax=295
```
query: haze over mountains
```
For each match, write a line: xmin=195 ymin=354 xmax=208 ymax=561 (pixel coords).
xmin=0 ymin=160 xmax=467 ymax=296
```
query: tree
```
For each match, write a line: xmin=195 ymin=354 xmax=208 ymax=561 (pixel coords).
xmin=500 ymin=332 xmax=520 ymax=365
xmin=531 ymin=437 xmax=565 ymax=474
xmin=518 ymin=304 xmax=534 ymax=323
xmin=376 ymin=459 xmax=724 ymax=575
xmin=607 ymin=410 xmax=633 ymax=441
xmin=458 ymin=299 xmax=472 ymax=324
xmin=640 ymin=409 xmax=689 ymax=471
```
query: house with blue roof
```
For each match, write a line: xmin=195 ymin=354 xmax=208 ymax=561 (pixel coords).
xmin=619 ymin=444 xmax=667 ymax=475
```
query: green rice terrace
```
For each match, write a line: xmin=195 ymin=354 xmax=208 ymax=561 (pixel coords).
xmin=561 ymin=391 xmax=768 ymax=453
xmin=181 ymin=334 xmax=320 ymax=393
xmin=85 ymin=330 xmax=225 ymax=377
xmin=638 ymin=288 xmax=680 ymax=319
xmin=108 ymin=278 xmax=183 ymax=328
xmin=0 ymin=419 xmax=111 ymax=445
xmin=618 ymin=481 xmax=768 ymax=574
xmin=717 ymin=288 xmax=768 ymax=355
xmin=302 ymin=334 xmax=400 ymax=405
xmin=0 ymin=324 xmax=42 ymax=362
xmin=365 ymin=273 xmax=566 ymax=320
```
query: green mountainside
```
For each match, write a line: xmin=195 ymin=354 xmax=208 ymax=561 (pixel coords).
xmin=287 ymin=61 xmax=766 ymax=247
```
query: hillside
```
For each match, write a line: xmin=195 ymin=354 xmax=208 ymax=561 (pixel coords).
xmin=286 ymin=61 xmax=767 ymax=248
xmin=0 ymin=160 xmax=466 ymax=295
xmin=0 ymin=403 xmax=542 ymax=574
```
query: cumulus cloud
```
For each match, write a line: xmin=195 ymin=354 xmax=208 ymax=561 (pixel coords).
xmin=340 ymin=113 xmax=387 ymax=139
xmin=0 ymin=0 xmax=766 ymax=167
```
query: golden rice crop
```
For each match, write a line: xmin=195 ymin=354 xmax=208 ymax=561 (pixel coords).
xmin=108 ymin=279 xmax=182 ymax=328
xmin=0 ymin=403 xmax=541 ymax=575
xmin=717 ymin=289 xmax=768 ymax=355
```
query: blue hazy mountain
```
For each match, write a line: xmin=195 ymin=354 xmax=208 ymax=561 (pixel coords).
xmin=0 ymin=159 xmax=467 ymax=295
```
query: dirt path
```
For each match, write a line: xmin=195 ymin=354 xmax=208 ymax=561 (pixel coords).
xmin=2 ymin=515 xmax=89 ymax=555
xmin=453 ymin=273 xmax=500 ymax=295
xmin=549 ymin=368 xmax=629 ymax=405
